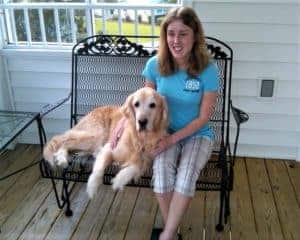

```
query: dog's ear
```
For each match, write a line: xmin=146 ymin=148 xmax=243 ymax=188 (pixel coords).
xmin=160 ymin=96 xmax=169 ymax=130
xmin=154 ymin=95 xmax=168 ymax=132
xmin=121 ymin=94 xmax=135 ymax=119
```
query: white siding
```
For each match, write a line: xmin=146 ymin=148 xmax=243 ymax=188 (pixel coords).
xmin=0 ymin=0 xmax=299 ymax=160
xmin=185 ymin=0 xmax=299 ymax=160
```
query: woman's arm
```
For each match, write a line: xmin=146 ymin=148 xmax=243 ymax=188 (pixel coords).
xmin=145 ymin=80 xmax=156 ymax=89
xmin=152 ymin=91 xmax=217 ymax=156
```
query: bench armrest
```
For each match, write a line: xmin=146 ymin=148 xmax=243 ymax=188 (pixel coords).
xmin=229 ymin=100 xmax=249 ymax=165
xmin=40 ymin=93 xmax=71 ymax=118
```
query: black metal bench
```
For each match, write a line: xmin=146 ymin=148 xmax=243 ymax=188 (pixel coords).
xmin=39 ymin=34 xmax=248 ymax=231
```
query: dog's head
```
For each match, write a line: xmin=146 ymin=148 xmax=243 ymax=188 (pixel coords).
xmin=122 ymin=87 xmax=168 ymax=132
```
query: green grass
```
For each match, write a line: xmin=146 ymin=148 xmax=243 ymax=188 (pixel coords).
xmin=95 ymin=19 xmax=161 ymax=39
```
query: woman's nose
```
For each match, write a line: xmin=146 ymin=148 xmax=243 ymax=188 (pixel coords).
xmin=174 ymin=35 xmax=180 ymax=43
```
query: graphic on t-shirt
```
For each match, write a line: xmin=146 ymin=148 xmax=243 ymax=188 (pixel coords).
xmin=184 ymin=77 xmax=201 ymax=92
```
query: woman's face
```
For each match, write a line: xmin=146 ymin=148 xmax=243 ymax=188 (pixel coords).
xmin=166 ymin=19 xmax=195 ymax=66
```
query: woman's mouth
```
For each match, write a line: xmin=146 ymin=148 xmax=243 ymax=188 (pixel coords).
xmin=172 ymin=46 xmax=183 ymax=55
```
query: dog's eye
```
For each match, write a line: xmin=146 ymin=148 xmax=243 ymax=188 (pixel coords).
xmin=149 ymin=103 xmax=156 ymax=108
xmin=134 ymin=101 xmax=140 ymax=108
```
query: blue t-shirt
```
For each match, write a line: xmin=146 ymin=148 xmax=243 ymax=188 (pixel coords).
xmin=142 ymin=56 xmax=219 ymax=139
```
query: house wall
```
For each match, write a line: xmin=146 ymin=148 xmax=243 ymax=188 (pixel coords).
xmin=184 ymin=0 xmax=300 ymax=160
xmin=0 ymin=0 xmax=299 ymax=160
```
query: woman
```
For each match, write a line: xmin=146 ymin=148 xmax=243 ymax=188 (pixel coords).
xmin=111 ymin=6 xmax=219 ymax=240
xmin=143 ymin=7 xmax=219 ymax=240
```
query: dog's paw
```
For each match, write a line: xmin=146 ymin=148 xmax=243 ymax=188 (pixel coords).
xmin=53 ymin=148 xmax=69 ymax=167
xmin=87 ymin=173 xmax=101 ymax=199
xmin=111 ymin=176 xmax=125 ymax=191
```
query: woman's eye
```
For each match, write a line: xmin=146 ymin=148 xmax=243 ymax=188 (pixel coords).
xmin=134 ymin=102 xmax=140 ymax=107
xmin=149 ymin=103 xmax=156 ymax=108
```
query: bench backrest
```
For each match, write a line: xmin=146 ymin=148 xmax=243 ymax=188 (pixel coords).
xmin=71 ymin=35 xmax=233 ymax=154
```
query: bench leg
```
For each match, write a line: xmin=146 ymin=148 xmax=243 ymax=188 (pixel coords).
xmin=215 ymin=188 xmax=225 ymax=231
xmin=225 ymin=190 xmax=231 ymax=223
xmin=50 ymin=177 xmax=73 ymax=216
xmin=62 ymin=178 xmax=73 ymax=216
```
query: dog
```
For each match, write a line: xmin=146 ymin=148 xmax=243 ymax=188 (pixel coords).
xmin=43 ymin=87 xmax=168 ymax=198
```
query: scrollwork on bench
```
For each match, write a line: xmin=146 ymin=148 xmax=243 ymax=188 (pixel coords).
xmin=76 ymin=35 xmax=158 ymax=57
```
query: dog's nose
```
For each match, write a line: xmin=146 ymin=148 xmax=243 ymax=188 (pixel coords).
xmin=138 ymin=119 xmax=148 ymax=130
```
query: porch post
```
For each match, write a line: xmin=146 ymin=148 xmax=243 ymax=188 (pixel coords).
xmin=0 ymin=24 xmax=14 ymax=110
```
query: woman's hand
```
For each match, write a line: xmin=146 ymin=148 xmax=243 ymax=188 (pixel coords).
xmin=151 ymin=135 xmax=175 ymax=157
xmin=110 ymin=117 xmax=126 ymax=149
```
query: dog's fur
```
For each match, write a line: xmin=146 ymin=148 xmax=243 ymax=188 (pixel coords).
xmin=43 ymin=87 xmax=168 ymax=198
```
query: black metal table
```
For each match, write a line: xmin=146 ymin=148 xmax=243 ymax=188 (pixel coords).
xmin=0 ymin=110 xmax=45 ymax=181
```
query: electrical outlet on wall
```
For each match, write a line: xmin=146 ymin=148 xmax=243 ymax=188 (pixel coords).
xmin=257 ymin=78 xmax=277 ymax=101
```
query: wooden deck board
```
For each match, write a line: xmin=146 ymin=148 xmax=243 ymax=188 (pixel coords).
xmin=284 ymin=161 xmax=300 ymax=206
xmin=204 ymin=191 xmax=230 ymax=240
xmin=0 ymin=146 xmax=41 ymax=226
xmin=0 ymin=145 xmax=40 ymax=199
xmin=0 ymin=144 xmax=299 ymax=240
xmin=71 ymin=185 xmax=116 ymax=240
xmin=97 ymin=187 xmax=139 ymax=240
xmin=124 ymin=188 xmax=157 ymax=240
xmin=0 ymin=144 xmax=28 ymax=176
xmin=246 ymin=158 xmax=285 ymax=240
xmin=1 ymin=178 xmax=51 ymax=240
xmin=45 ymin=183 xmax=90 ymax=240
xmin=230 ymin=157 xmax=258 ymax=240
xmin=181 ymin=191 xmax=205 ymax=240
xmin=266 ymin=159 xmax=300 ymax=240
xmin=18 ymin=181 xmax=64 ymax=240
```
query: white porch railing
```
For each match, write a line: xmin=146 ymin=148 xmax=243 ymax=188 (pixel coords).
xmin=0 ymin=1 xmax=181 ymax=49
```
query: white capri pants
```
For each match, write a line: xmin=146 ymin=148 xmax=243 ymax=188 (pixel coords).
xmin=152 ymin=136 xmax=214 ymax=197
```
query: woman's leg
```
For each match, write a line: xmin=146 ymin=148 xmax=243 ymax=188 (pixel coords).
xmin=152 ymin=144 xmax=179 ymax=224
xmin=159 ymin=192 xmax=192 ymax=240
xmin=160 ymin=137 xmax=214 ymax=240
xmin=155 ymin=192 xmax=173 ymax=224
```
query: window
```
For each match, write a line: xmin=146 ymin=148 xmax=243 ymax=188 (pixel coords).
xmin=0 ymin=0 xmax=181 ymax=48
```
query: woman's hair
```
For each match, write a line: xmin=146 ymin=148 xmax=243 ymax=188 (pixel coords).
xmin=158 ymin=7 xmax=211 ymax=77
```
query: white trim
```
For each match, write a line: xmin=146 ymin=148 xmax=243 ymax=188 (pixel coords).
xmin=185 ymin=0 xmax=298 ymax=4
xmin=0 ymin=48 xmax=71 ymax=59
xmin=0 ymin=3 xmax=179 ymax=9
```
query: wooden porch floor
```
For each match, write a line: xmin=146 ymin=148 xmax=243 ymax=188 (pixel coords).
xmin=0 ymin=144 xmax=299 ymax=240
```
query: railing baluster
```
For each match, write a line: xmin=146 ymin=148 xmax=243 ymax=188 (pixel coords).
xmin=70 ymin=8 xmax=76 ymax=44
xmin=9 ymin=8 xmax=17 ymax=44
xmin=0 ymin=7 xmax=8 ymax=45
xmin=118 ymin=9 xmax=122 ymax=35
xmin=134 ymin=9 xmax=138 ymax=37
xmin=85 ymin=8 xmax=92 ymax=36
xmin=150 ymin=9 xmax=155 ymax=37
xmin=24 ymin=8 xmax=32 ymax=46
xmin=91 ymin=7 xmax=95 ymax=35
xmin=38 ymin=8 xmax=47 ymax=45
xmin=54 ymin=8 xmax=61 ymax=44
xmin=101 ymin=8 xmax=106 ymax=34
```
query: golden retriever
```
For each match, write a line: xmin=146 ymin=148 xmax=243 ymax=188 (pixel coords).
xmin=43 ymin=87 xmax=168 ymax=198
